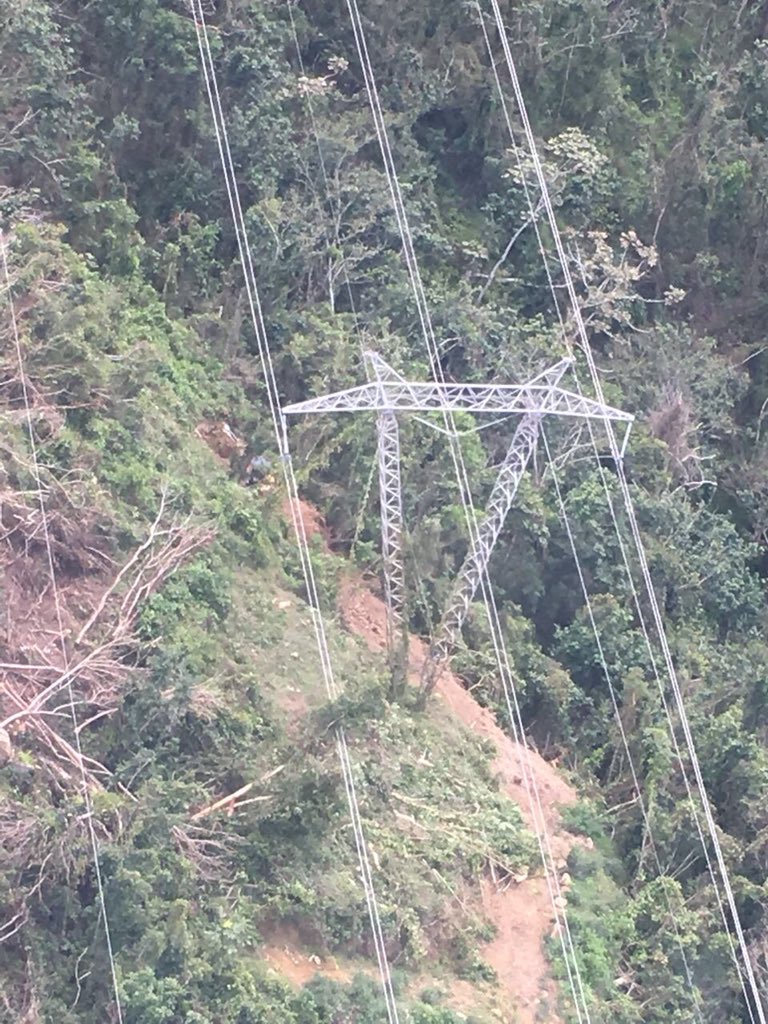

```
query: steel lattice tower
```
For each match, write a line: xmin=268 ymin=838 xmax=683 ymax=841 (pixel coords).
xmin=283 ymin=354 xmax=632 ymax=692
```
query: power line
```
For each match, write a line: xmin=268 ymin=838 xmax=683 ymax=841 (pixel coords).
xmin=1 ymin=236 xmax=124 ymax=1022
xmin=540 ymin=427 xmax=705 ymax=1019
xmin=338 ymin=1 xmax=592 ymax=1016
xmin=285 ymin=23 xmax=584 ymax=1005
xmin=481 ymin=1 xmax=766 ymax=1017
xmin=481 ymin=8 xmax=757 ymax=1013
xmin=188 ymin=5 xmax=401 ymax=1020
xmin=285 ymin=0 xmax=414 ymax=673
xmin=474 ymin=8 xmax=706 ymax=1017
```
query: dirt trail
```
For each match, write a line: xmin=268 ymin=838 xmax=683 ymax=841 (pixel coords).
xmin=290 ymin=501 xmax=581 ymax=1022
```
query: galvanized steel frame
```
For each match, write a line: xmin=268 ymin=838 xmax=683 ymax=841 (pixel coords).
xmin=282 ymin=353 xmax=633 ymax=685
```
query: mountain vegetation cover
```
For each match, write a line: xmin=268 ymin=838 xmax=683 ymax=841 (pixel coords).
xmin=2 ymin=1 xmax=768 ymax=1021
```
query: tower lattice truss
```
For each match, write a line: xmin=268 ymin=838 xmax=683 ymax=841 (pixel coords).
xmin=284 ymin=353 xmax=633 ymax=691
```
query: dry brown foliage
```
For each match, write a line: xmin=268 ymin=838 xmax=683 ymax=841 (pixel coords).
xmin=0 ymin=487 xmax=214 ymax=941
xmin=1 ymin=491 xmax=214 ymax=778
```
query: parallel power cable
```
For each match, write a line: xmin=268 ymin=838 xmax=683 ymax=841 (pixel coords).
xmin=187 ymin=6 xmax=400 ymax=1020
xmin=1 ymin=238 xmax=124 ymax=1022
xmin=480 ymin=7 xmax=755 ymax=1014
xmin=474 ymin=11 xmax=705 ymax=1018
xmin=286 ymin=2 xmax=448 ymax=638
xmin=284 ymin=3 xmax=399 ymax=599
xmin=541 ymin=428 xmax=705 ymax=1018
xmin=482 ymin=7 xmax=763 ymax=1019
xmin=282 ymin=1 xmax=441 ymax=670
xmin=482 ymin=2 xmax=766 ymax=1018
xmin=339 ymin=6 xmax=592 ymax=1019
xmin=337 ymin=1 xmax=592 ymax=1018
xmin=193 ymin=20 xmax=400 ymax=1023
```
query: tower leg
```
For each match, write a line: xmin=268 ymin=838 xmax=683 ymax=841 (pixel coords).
xmin=377 ymin=409 xmax=408 ymax=693
xmin=421 ymin=412 xmax=539 ymax=694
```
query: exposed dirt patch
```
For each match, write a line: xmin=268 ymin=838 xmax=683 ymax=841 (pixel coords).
xmin=265 ymin=922 xmax=501 ymax=1021
xmin=338 ymin=573 xmax=388 ymax=648
xmin=337 ymin=575 xmax=580 ymax=1023
xmin=264 ymin=945 xmax=353 ymax=986
xmin=274 ymin=683 xmax=311 ymax=733
xmin=286 ymin=498 xmax=332 ymax=550
xmin=261 ymin=923 xmax=369 ymax=987
xmin=405 ymin=970 xmax=501 ymax=1020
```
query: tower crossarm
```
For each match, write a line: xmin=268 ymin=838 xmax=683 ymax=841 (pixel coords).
xmin=281 ymin=354 xmax=634 ymax=693
xmin=283 ymin=381 xmax=633 ymax=424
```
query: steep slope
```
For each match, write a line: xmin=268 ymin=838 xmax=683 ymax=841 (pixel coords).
xmin=299 ymin=501 xmax=582 ymax=1022
xmin=339 ymin=577 xmax=579 ymax=1023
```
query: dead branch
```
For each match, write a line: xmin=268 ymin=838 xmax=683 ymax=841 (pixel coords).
xmin=0 ymin=499 xmax=215 ymax=935
xmin=171 ymin=823 xmax=241 ymax=883
xmin=1 ymin=679 xmax=110 ymax=782
xmin=74 ymin=492 xmax=171 ymax=644
xmin=2 ymin=506 xmax=213 ymax=737
xmin=0 ymin=794 xmax=107 ymax=946
xmin=190 ymin=764 xmax=285 ymax=821
xmin=190 ymin=781 xmax=258 ymax=821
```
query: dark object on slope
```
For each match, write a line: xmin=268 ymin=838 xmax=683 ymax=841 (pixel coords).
xmin=243 ymin=454 xmax=273 ymax=486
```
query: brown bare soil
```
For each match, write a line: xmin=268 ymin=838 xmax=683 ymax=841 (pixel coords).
xmin=280 ymin=501 xmax=580 ymax=1021
xmin=337 ymin=574 xmax=579 ymax=1023
xmin=264 ymin=945 xmax=353 ymax=986
xmin=285 ymin=497 xmax=332 ymax=550
xmin=262 ymin=924 xmax=367 ymax=987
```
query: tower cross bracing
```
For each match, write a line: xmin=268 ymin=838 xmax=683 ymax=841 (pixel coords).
xmin=283 ymin=354 xmax=633 ymax=690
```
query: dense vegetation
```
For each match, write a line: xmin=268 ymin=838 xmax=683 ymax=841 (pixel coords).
xmin=3 ymin=0 xmax=768 ymax=1021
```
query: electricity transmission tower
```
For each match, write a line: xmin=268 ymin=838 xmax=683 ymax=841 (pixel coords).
xmin=283 ymin=353 xmax=633 ymax=692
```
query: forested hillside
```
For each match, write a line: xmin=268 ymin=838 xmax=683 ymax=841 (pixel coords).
xmin=3 ymin=1 xmax=768 ymax=1022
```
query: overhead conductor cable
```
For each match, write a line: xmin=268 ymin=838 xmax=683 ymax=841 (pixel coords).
xmin=475 ymin=7 xmax=705 ymax=1018
xmin=188 ymin=4 xmax=400 ymax=1020
xmin=339 ymin=0 xmax=593 ymax=1017
xmin=1 ymin=238 xmax=124 ymax=1021
xmin=482 ymin=0 xmax=765 ymax=1017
